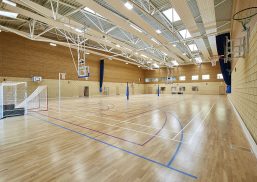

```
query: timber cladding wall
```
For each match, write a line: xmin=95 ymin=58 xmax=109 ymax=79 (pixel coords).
xmin=231 ymin=22 xmax=257 ymax=143
xmin=0 ymin=32 xmax=144 ymax=84
xmin=144 ymin=63 xmax=222 ymax=83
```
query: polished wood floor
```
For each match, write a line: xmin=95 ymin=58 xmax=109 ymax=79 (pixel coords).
xmin=0 ymin=94 xmax=257 ymax=182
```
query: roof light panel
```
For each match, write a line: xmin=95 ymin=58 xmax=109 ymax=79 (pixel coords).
xmin=188 ymin=44 xmax=198 ymax=52
xmin=0 ymin=10 xmax=18 ymax=18
xmin=179 ymin=29 xmax=191 ymax=39
xmin=162 ymin=8 xmax=181 ymax=23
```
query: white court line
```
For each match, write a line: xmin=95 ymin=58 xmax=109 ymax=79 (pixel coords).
xmin=188 ymin=103 xmax=216 ymax=143
xmin=45 ymin=108 xmax=183 ymax=143
xmin=63 ymin=108 xmax=182 ymax=134
xmin=73 ymin=115 xmax=183 ymax=143
xmin=171 ymin=108 xmax=206 ymax=140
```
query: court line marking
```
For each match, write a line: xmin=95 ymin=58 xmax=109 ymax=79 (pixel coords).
xmin=171 ymin=108 xmax=206 ymax=140
xmin=188 ymin=103 xmax=216 ymax=143
xmin=37 ymin=112 xmax=142 ymax=146
xmin=38 ymin=111 xmax=183 ymax=144
xmin=141 ymin=112 xmax=168 ymax=146
xmin=30 ymin=114 xmax=197 ymax=179
xmin=47 ymin=100 xmax=192 ymax=134
xmin=166 ymin=112 xmax=184 ymax=167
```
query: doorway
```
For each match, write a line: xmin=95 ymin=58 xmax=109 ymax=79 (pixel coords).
xmin=84 ymin=86 xmax=89 ymax=97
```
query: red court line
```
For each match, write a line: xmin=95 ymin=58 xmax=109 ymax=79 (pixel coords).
xmin=36 ymin=112 xmax=143 ymax=146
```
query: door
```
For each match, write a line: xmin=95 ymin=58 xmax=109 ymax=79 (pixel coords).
xmin=219 ymin=86 xmax=225 ymax=95
xmin=84 ymin=86 xmax=89 ymax=97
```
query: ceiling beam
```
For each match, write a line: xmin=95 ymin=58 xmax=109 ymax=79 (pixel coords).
xmin=196 ymin=0 xmax=218 ymax=56
xmin=102 ymin=0 xmax=190 ymax=63
xmin=171 ymin=0 xmax=211 ymax=62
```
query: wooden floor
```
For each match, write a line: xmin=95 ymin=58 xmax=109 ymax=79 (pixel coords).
xmin=0 ymin=94 xmax=257 ymax=182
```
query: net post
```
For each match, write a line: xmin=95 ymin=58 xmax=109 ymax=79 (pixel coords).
xmin=157 ymin=84 xmax=160 ymax=96
xmin=126 ymin=82 xmax=129 ymax=100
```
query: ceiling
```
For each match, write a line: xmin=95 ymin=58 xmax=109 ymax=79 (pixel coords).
xmin=0 ymin=0 xmax=232 ymax=69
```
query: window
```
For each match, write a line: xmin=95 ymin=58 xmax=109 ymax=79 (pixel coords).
xmin=145 ymin=78 xmax=151 ymax=83
xmin=179 ymin=76 xmax=186 ymax=81
xmin=217 ymin=74 xmax=223 ymax=79
xmin=202 ymin=74 xmax=210 ymax=80
xmin=167 ymin=76 xmax=176 ymax=81
xmin=162 ymin=8 xmax=181 ymax=23
xmin=192 ymin=75 xmax=199 ymax=80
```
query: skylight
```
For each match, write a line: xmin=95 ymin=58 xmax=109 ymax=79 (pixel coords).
xmin=151 ymin=38 xmax=160 ymax=45
xmin=0 ymin=10 xmax=18 ymax=18
xmin=156 ymin=29 xmax=162 ymax=34
xmin=3 ymin=0 xmax=16 ymax=7
xmin=179 ymin=29 xmax=191 ymax=39
xmin=84 ymin=7 xmax=103 ymax=18
xmin=162 ymin=8 xmax=181 ymax=23
xmin=172 ymin=60 xmax=179 ymax=66
xmin=188 ymin=44 xmax=198 ymax=52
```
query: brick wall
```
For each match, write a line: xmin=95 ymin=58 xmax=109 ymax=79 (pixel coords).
xmin=230 ymin=22 xmax=257 ymax=143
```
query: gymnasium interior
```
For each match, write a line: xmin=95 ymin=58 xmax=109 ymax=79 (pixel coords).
xmin=0 ymin=0 xmax=257 ymax=181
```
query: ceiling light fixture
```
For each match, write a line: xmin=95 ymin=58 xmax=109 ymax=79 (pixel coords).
xmin=141 ymin=54 xmax=148 ymax=58
xmin=130 ymin=24 xmax=143 ymax=33
xmin=124 ymin=2 xmax=133 ymax=10
xmin=151 ymin=38 xmax=160 ymax=45
xmin=84 ymin=7 xmax=103 ymax=18
xmin=156 ymin=29 xmax=162 ymax=34
xmin=173 ymin=44 xmax=176 ymax=47
xmin=116 ymin=44 xmax=121 ymax=48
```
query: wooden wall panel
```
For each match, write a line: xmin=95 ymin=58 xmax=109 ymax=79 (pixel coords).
xmin=0 ymin=32 xmax=144 ymax=83
xmin=144 ymin=63 xmax=222 ymax=83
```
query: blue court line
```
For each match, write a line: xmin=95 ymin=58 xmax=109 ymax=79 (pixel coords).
xmin=166 ymin=113 xmax=184 ymax=167
xmin=30 ymin=113 xmax=197 ymax=179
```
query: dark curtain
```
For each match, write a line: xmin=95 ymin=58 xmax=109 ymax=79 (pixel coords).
xmin=216 ymin=33 xmax=231 ymax=92
xmin=99 ymin=60 xmax=104 ymax=93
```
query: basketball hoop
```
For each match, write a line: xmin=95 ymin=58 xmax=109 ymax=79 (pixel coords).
xmin=233 ymin=7 xmax=257 ymax=31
